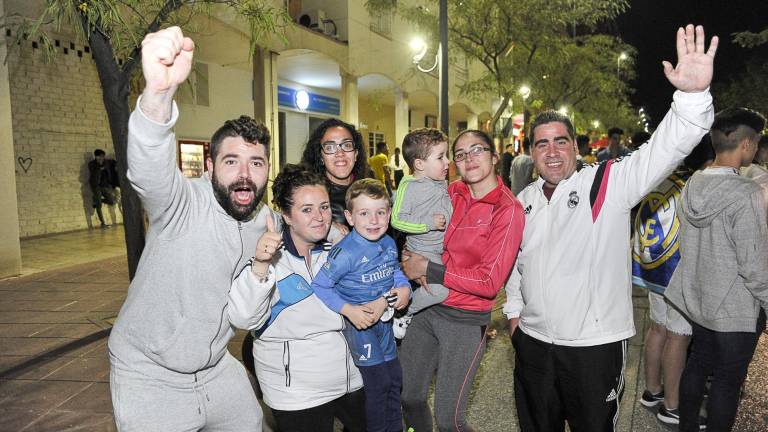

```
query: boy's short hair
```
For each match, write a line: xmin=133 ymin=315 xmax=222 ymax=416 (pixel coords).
xmin=710 ymin=107 xmax=766 ymax=153
xmin=402 ymin=128 xmax=448 ymax=171
xmin=345 ymin=178 xmax=391 ymax=210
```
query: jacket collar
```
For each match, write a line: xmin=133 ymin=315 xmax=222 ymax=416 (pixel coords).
xmin=533 ymin=172 xmax=577 ymax=198
xmin=451 ymin=175 xmax=505 ymax=204
xmin=281 ymin=226 xmax=327 ymax=259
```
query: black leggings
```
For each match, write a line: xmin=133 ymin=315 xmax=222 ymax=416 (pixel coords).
xmin=271 ymin=389 xmax=366 ymax=432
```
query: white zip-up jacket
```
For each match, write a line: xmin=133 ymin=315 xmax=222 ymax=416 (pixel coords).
xmin=228 ymin=230 xmax=363 ymax=411
xmin=503 ymin=90 xmax=713 ymax=347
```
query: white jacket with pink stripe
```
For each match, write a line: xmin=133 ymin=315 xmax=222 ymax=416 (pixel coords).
xmin=503 ymin=90 xmax=714 ymax=347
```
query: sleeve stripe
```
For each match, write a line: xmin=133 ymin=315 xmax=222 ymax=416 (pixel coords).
xmin=391 ymin=177 xmax=429 ymax=233
xmin=590 ymin=160 xmax=613 ymax=222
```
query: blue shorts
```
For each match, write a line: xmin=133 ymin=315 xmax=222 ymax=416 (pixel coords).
xmin=343 ymin=320 xmax=397 ymax=367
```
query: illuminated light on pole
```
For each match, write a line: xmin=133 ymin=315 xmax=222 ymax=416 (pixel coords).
xmin=617 ymin=52 xmax=628 ymax=79
xmin=519 ymin=85 xmax=531 ymax=100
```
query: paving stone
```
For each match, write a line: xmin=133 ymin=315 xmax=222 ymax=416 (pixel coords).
xmin=41 ymin=356 xmax=110 ymax=382
xmin=0 ymin=380 xmax=92 ymax=410
xmin=57 ymin=383 xmax=113 ymax=413
xmin=0 ymin=323 xmax=52 ymax=337
xmin=29 ymin=323 xmax=104 ymax=339
xmin=0 ymin=338 xmax=71 ymax=357
xmin=22 ymin=410 xmax=117 ymax=432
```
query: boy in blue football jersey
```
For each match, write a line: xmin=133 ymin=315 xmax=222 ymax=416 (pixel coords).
xmin=313 ymin=178 xmax=411 ymax=432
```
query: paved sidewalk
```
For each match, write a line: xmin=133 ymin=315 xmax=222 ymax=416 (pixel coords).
xmin=1 ymin=231 xmax=766 ymax=431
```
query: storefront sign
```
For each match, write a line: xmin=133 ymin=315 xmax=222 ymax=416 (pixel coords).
xmin=278 ymin=85 xmax=340 ymax=115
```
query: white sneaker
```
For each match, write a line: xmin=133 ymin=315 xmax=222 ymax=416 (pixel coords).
xmin=393 ymin=314 xmax=413 ymax=339
xmin=381 ymin=306 xmax=395 ymax=322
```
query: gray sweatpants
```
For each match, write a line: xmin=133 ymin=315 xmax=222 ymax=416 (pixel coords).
xmin=110 ymin=349 xmax=262 ymax=431
xmin=399 ymin=307 xmax=487 ymax=432
xmin=407 ymin=250 xmax=449 ymax=315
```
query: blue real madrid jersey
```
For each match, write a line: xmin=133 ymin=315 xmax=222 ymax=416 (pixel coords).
xmin=632 ymin=171 xmax=689 ymax=294
xmin=313 ymin=230 xmax=409 ymax=312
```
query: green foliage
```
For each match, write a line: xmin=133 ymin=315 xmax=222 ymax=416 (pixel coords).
xmin=6 ymin=0 xmax=290 ymax=64
xmin=366 ymin=0 xmax=638 ymax=135
xmin=733 ymin=28 xmax=768 ymax=48
xmin=713 ymin=57 xmax=768 ymax=117
xmin=527 ymin=34 xmax=638 ymax=132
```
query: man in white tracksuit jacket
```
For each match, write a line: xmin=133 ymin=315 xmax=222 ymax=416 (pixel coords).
xmin=503 ymin=24 xmax=718 ymax=432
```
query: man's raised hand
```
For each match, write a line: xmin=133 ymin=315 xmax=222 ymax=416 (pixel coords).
xmin=141 ymin=26 xmax=194 ymax=95
xmin=138 ymin=27 xmax=194 ymax=122
xmin=663 ymin=24 xmax=718 ymax=93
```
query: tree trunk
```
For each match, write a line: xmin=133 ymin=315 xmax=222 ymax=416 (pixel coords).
xmin=491 ymin=94 xmax=510 ymax=138
xmin=86 ymin=27 xmax=145 ymax=280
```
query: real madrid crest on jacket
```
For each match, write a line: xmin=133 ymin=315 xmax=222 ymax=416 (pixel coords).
xmin=631 ymin=170 xmax=689 ymax=294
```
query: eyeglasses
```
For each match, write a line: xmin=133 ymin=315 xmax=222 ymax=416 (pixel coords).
xmin=453 ymin=145 xmax=492 ymax=162
xmin=321 ymin=140 xmax=356 ymax=155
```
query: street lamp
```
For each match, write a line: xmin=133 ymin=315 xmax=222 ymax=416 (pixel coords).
xmin=519 ymin=85 xmax=531 ymax=134
xmin=409 ymin=0 xmax=448 ymax=134
xmin=519 ymin=85 xmax=531 ymax=100
xmin=410 ymin=38 xmax=438 ymax=73
xmin=558 ymin=106 xmax=568 ymax=116
xmin=617 ymin=52 xmax=628 ymax=79
xmin=592 ymin=120 xmax=600 ymax=130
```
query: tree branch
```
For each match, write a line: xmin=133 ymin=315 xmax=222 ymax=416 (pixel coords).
xmin=122 ymin=0 xmax=185 ymax=77
xmin=115 ymin=0 xmax=151 ymax=28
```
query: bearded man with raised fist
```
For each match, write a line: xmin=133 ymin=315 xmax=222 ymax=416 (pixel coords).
xmin=108 ymin=27 xmax=282 ymax=431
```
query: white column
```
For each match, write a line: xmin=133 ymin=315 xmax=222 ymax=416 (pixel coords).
xmin=340 ymin=71 xmax=359 ymax=127
xmin=253 ymin=47 xmax=279 ymax=206
xmin=394 ymin=88 xmax=409 ymax=151
xmin=467 ymin=113 xmax=478 ymax=130
xmin=0 ymin=0 xmax=22 ymax=277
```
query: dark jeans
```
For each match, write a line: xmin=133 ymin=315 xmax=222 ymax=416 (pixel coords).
xmin=358 ymin=360 xmax=403 ymax=432
xmin=271 ymin=389 xmax=367 ymax=432
xmin=678 ymin=311 xmax=766 ymax=432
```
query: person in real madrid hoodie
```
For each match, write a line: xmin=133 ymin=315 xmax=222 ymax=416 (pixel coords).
xmin=503 ymin=24 xmax=717 ymax=432
xmin=108 ymin=27 xmax=279 ymax=431
xmin=665 ymin=107 xmax=768 ymax=432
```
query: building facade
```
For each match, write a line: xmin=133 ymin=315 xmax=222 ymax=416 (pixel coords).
xmin=0 ymin=0 xmax=500 ymax=277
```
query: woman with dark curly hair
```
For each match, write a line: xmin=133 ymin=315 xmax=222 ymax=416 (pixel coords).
xmin=301 ymin=118 xmax=370 ymax=233
xmin=229 ymin=164 xmax=366 ymax=432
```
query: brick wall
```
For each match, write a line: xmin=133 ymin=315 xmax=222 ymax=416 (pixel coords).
xmin=8 ymin=36 xmax=123 ymax=237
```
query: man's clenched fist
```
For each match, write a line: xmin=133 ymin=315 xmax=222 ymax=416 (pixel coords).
xmin=141 ymin=26 xmax=195 ymax=95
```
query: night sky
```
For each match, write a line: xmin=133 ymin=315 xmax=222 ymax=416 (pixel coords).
xmin=615 ymin=0 xmax=768 ymax=127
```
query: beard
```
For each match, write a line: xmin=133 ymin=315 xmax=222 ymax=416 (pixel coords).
xmin=211 ymin=176 xmax=265 ymax=221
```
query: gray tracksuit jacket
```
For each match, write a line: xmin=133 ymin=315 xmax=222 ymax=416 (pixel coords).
xmin=666 ymin=168 xmax=768 ymax=332
xmin=390 ymin=175 xmax=452 ymax=262
xmin=108 ymin=101 xmax=275 ymax=375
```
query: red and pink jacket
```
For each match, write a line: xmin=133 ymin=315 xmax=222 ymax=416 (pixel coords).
xmin=441 ymin=176 xmax=525 ymax=312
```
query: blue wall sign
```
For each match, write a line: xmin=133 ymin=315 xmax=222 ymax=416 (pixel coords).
xmin=278 ymin=85 xmax=340 ymax=116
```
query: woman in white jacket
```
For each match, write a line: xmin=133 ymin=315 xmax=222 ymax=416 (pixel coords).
xmin=229 ymin=164 xmax=365 ymax=432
